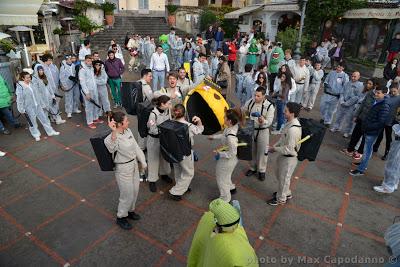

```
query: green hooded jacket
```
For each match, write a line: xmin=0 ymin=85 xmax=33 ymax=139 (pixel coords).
xmin=268 ymin=47 xmax=284 ymax=74
xmin=0 ymin=75 xmax=12 ymax=109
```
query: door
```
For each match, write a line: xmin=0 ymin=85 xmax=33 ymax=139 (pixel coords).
xmin=139 ymin=0 xmax=149 ymax=10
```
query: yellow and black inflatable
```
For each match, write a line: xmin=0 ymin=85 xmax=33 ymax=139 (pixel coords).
xmin=183 ymin=79 xmax=230 ymax=135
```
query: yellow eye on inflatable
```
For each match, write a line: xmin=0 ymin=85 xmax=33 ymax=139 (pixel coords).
xmin=183 ymin=79 xmax=230 ymax=135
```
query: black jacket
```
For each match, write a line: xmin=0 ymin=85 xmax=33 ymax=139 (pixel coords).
xmin=355 ymin=90 xmax=375 ymax=122
xmin=383 ymin=63 xmax=398 ymax=80
xmin=362 ymin=97 xmax=390 ymax=136
xmin=329 ymin=47 xmax=344 ymax=60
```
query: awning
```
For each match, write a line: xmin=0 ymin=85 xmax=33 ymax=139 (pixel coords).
xmin=224 ymin=5 xmax=264 ymax=19
xmin=344 ymin=8 xmax=400 ymax=19
xmin=0 ymin=0 xmax=43 ymax=26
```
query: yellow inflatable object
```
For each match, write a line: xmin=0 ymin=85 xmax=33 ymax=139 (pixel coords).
xmin=183 ymin=62 xmax=192 ymax=81
xmin=184 ymin=79 xmax=230 ymax=135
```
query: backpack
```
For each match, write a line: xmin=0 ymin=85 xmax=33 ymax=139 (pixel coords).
xmin=121 ymin=81 xmax=143 ymax=115
xmin=137 ymin=102 xmax=155 ymax=138
xmin=228 ymin=120 xmax=254 ymax=161
xmin=291 ymin=118 xmax=326 ymax=161
xmin=90 ymin=131 xmax=115 ymax=171
xmin=159 ymin=120 xmax=192 ymax=163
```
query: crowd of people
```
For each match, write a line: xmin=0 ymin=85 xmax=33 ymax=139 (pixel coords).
xmin=1 ymin=25 xmax=400 ymax=265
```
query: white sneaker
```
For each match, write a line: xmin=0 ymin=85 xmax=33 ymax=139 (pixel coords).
xmin=74 ymin=110 xmax=82 ymax=114
xmin=56 ymin=119 xmax=66 ymax=125
xmin=343 ymin=133 xmax=350 ymax=138
xmin=67 ymin=113 xmax=72 ymax=118
xmin=272 ymin=122 xmax=277 ymax=128
xmin=0 ymin=151 xmax=6 ymax=157
xmin=48 ymin=131 xmax=60 ymax=136
xmin=271 ymin=130 xmax=282 ymax=135
xmin=35 ymin=136 xmax=41 ymax=141
xmin=373 ymin=185 xmax=393 ymax=194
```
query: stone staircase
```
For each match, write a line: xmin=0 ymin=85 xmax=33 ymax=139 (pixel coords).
xmin=89 ymin=16 xmax=187 ymax=50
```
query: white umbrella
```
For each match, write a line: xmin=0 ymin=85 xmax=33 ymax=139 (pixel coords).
xmin=8 ymin=26 xmax=35 ymax=32
xmin=0 ymin=32 xmax=11 ymax=40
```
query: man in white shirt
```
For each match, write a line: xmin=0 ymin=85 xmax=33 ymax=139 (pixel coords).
xmin=78 ymin=40 xmax=91 ymax=61
xmin=292 ymin=55 xmax=310 ymax=105
xmin=150 ymin=45 xmax=170 ymax=90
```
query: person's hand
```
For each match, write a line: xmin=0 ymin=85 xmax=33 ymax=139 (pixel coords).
xmin=268 ymin=146 xmax=275 ymax=153
xmin=258 ymin=116 xmax=265 ymax=124
xmin=192 ymin=116 xmax=201 ymax=124
xmin=85 ymin=93 xmax=91 ymax=101
xmin=108 ymin=116 xmax=117 ymax=132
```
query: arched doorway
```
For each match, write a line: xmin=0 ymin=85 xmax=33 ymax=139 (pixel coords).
xmin=277 ymin=13 xmax=300 ymax=32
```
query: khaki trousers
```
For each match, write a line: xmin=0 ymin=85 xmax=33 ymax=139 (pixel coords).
xmin=216 ymin=157 xmax=238 ymax=202
xmin=146 ymin=136 xmax=171 ymax=182
xmin=250 ymin=128 xmax=269 ymax=173
xmin=276 ymin=155 xmax=298 ymax=202
xmin=115 ymin=161 xmax=140 ymax=218
xmin=170 ymin=153 xmax=194 ymax=196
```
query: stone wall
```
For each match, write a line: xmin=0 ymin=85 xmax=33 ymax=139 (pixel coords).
xmin=173 ymin=7 xmax=202 ymax=35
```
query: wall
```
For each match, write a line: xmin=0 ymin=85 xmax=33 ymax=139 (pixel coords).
xmin=149 ymin=0 xmax=165 ymax=11
xmin=86 ymin=7 xmax=104 ymax=26
xmin=179 ymin=0 xmax=199 ymax=6
xmin=175 ymin=9 xmax=201 ymax=35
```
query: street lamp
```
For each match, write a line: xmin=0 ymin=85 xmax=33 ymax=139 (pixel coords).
xmin=293 ymin=0 xmax=308 ymax=60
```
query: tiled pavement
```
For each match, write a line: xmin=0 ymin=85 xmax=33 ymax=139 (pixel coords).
xmin=1 ymin=57 xmax=398 ymax=266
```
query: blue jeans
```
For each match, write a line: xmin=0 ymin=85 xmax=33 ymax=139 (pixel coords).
xmin=213 ymin=41 xmax=222 ymax=52
xmin=152 ymin=70 xmax=166 ymax=91
xmin=276 ymin=99 xmax=286 ymax=131
xmin=0 ymin=107 xmax=18 ymax=130
xmin=357 ymin=134 xmax=378 ymax=172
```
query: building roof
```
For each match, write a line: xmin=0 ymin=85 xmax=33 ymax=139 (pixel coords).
xmin=0 ymin=0 xmax=43 ymax=26
xmin=224 ymin=5 xmax=265 ymax=19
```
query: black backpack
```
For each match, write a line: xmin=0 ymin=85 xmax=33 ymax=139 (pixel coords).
xmin=121 ymin=81 xmax=143 ymax=115
xmin=291 ymin=118 xmax=326 ymax=161
xmin=137 ymin=102 xmax=155 ymax=138
xmin=90 ymin=131 xmax=115 ymax=171
xmin=228 ymin=120 xmax=254 ymax=161
xmin=159 ymin=120 xmax=192 ymax=163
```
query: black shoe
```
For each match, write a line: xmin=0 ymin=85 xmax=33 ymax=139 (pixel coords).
xmin=319 ymin=119 xmax=324 ymax=124
xmin=116 ymin=217 xmax=132 ymax=230
xmin=381 ymin=152 xmax=388 ymax=161
xmin=149 ymin=182 xmax=157 ymax=192
xmin=14 ymin=123 xmax=23 ymax=129
xmin=1 ymin=129 xmax=11 ymax=135
xmin=258 ymin=172 xmax=266 ymax=181
xmin=267 ymin=197 xmax=286 ymax=206
xmin=169 ymin=192 xmax=182 ymax=201
xmin=273 ymin=191 xmax=292 ymax=200
xmin=185 ymin=187 xmax=192 ymax=194
xmin=127 ymin=211 xmax=141 ymax=220
xmin=230 ymin=188 xmax=237 ymax=194
xmin=245 ymin=170 xmax=256 ymax=177
xmin=193 ymin=151 xmax=199 ymax=162
xmin=161 ymin=175 xmax=173 ymax=184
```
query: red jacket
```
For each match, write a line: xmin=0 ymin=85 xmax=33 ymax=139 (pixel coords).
xmin=228 ymin=43 xmax=237 ymax=61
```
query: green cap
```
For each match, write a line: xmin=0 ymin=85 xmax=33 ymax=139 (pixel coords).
xmin=209 ymin=199 xmax=240 ymax=227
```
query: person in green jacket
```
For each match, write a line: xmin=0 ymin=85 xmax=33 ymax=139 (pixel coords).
xmin=268 ymin=43 xmax=284 ymax=94
xmin=187 ymin=198 xmax=258 ymax=267
xmin=0 ymin=74 xmax=21 ymax=135
xmin=247 ymin=39 xmax=259 ymax=66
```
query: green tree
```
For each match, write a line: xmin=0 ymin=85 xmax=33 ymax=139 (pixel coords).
xmin=200 ymin=9 xmax=218 ymax=32
xmin=304 ymin=0 xmax=367 ymax=38
xmin=276 ymin=27 xmax=311 ymax=54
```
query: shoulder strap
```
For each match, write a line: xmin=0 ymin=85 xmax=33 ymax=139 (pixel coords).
xmin=248 ymin=99 xmax=255 ymax=113
xmin=177 ymin=86 xmax=183 ymax=97
xmin=227 ymin=133 xmax=237 ymax=137
xmin=290 ymin=125 xmax=301 ymax=128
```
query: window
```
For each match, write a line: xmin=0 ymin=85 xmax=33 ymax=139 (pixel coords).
xmin=210 ymin=0 xmax=216 ymax=4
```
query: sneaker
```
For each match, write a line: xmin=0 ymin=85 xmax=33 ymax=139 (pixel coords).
xmin=116 ymin=217 xmax=132 ymax=230
xmin=48 ymin=131 xmax=60 ymax=136
xmin=93 ymin=119 xmax=104 ymax=124
xmin=35 ymin=136 xmax=41 ymax=142
xmin=169 ymin=192 xmax=182 ymax=201
xmin=349 ymin=170 xmax=364 ymax=176
xmin=343 ymin=133 xmax=350 ymax=138
xmin=230 ymin=188 xmax=237 ymax=195
xmin=245 ymin=169 xmax=257 ymax=177
xmin=267 ymin=197 xmax=286 ymax=206
xmin=56 ymin=119 xmax=66 ymax=125
xmin=73 ymin=109 xmax=82 ymax=114
xmin=272 ymin=122 xmax=277 ymax=128
xmin=1 ymin=129 xmax=11 ymax=135
xmin=139 ymin=174 xmax=147 ymax=182
xmin=273 ymin=192 xmax=293 ymax=200
xmin=258 ymin=172 xmax=266 ymax=181
xmin=340 ymin=148 xmax=353 ymax=157
xmin=88 ymin=123 xmax=97 ymax=129
xmin=149 ymin=182 xmax=157 ymax=192
xmin=161 ymin=175 xmax=173 ymax=184
xmin=330 ymin=128 xmax=339 ymax=133
xmin=67 ymin=113 xmax=72 ymax=118
xmin=373 ymin=185 xmax=393 ymax=194
xmin=271 ymin=130 xmax=282 ymax=135
xmin=352 ymin=152 xmax=362 ymax=160
xmin=0 ymin=151 xmax=6 ymax=157
xmin=127 ymin=211 xmax=141 ymax=220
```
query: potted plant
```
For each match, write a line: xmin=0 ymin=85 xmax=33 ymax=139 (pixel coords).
xmin=101 ymin=2 xmax=116 ymax=26
xmin=166 ymin=4 xmax=178 ymax=26
xmin=74 ymin=15 xmax=102 ymax=37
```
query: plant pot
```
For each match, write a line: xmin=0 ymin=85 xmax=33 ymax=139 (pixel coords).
xmin=168 ymin=15 xmax=176 ymax=26
xmin=105 ymin=14 xmax=114 ymax=26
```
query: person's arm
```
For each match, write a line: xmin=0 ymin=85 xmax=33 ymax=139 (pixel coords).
xmin=149 ymin=54 xmax=154 ymax=70
xmin=261 ymin=104 xmax=275 ymax=127
xmin=132 ymin=135 xmax=147 ymax=169
xmin=274 ymin=127 xmax=299 ymax=155
xmin=164 ymin=54 xmax=170 ymax=72
xmin=219 ymin=135 xmax=237 ymax=159
xmin=98 ymin=69 xmax=108 ymax=85
xmin=79 ymin=69 xmax=89 ymax=94
xmin=15 ymin=85 xmax=25 ymax=113
xmin=304 ymin=68 xmax=310 ymax=91
xmin=104 ymin=132 xmax=119 ymax=153
xmin=366 ymin=103 xmax=391 ymax=131
xmin=118 ymin=60 xmax=125 ymax=75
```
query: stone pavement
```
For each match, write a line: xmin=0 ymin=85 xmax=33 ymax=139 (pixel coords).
xmin=1 ymin=59 xmax=399 ymax=267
